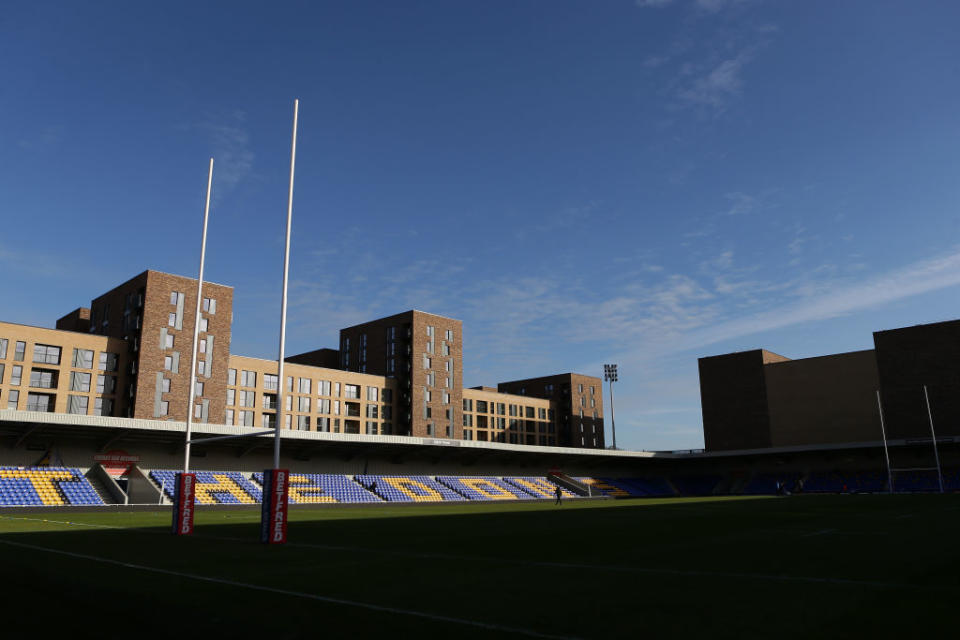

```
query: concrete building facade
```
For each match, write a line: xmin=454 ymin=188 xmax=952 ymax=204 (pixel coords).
xmin=699 ymin=319 xmax=960 ymax=451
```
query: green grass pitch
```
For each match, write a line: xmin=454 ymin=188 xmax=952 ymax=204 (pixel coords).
xmin=1 ymin=495 xmax=958 ymax=638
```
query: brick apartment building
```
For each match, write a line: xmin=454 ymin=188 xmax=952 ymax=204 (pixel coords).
xmin=0 ymin=270 xmax=605 ymax=449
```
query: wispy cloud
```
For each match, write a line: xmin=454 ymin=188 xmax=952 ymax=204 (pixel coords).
xmin=678 ymin=53 xmax=750 ymax=111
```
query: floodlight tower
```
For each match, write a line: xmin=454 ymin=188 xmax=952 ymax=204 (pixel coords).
xmin=603 ymin=364 xmax=618 ymax=450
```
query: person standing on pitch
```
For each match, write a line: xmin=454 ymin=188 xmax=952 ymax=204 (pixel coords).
xmin=554 ymin=484 xmax=562 ymax=505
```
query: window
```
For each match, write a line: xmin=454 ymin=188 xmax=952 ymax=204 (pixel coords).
xmin=164 ymin=333 xmax=174 ymax=349
xmin=285 ymin=396 xmax=292 ymax=411
xmin=334 ymin=382 xmax=341 ymax=397
xmin=445 ymin=329 xmax=453 ymax=342
xmin=590 ymin=397 xmax=595 ymax=408
xmin=97 ymin=375 xmax=115 ymax=394
xmin=442 ymin=392 xmax=450 ymax=404
xmin=98 ymin=352 xmax=118 ymax=372
xmin=538 ymin=407 xmax=547 ymax=420
xmin=423 ymin=355 xmax=431 ymax=370
xmin=240 ymin=410 xmax=254 ymax=426
xmin=381 ymin=406 xmax=392 ymax=419
xmin=72 ymin=349 xmax=94 ymax=369
xmin=426 ymin=372 xmax=435 ymax=387
xmin=94 ymin=398 xmax=113 ymax=417
xmin=299 ymin=378 xmax=311 ymax=394
xmin=164 ymin=356 xmax=173 ymax=371
xmin=463 ymin=398 xmax=472 ymax=411
xmin=476 ymin=400 xmax=487 ymax=413
xmin=170 ymin=291 xmax=182 ymax=305
xmin=0 ymin=338 xmax=7 ymax=359
xmin=26 ymin=393 xmax=54 ymax=412
xmin=240 ymin=370 xmax=256 ymax=387
xmin=11 ymin=365 xmax=22 ymax=385
xmin=168 ymin=312 xmax=176 ymax=327
xmin=33 ymin=344 xmax=61 ymax=365
xmin=262 ymin=393 xmax=277 ymax=410
xmin=426 ymin=341 xmax=434 ymax=354
xmin=578 ymin=384 xmax=583 ymax=393
xmin=463 ymin=414 xmax=473 ymax=427
xmin=197 ymin=361 xmax=206 ymax=376
xmin=240 ymin=391 xmax=255 ymax=408
xmin=525 ymin=406 xmax=535 ymax=418
xmin=426 ymin=325 xmax=434 ymax=338
xmin=442 ymin=343 xmax=450 ymax=356
xmin=318 ymin=398 xmax=330 ymax=414
xmin=334 ymin=401 xmax=340 ymax=416
xmin=0 ymin=363 xmax=4 ymax=383
xmin=227 ymin=368 xmax=237 ymax=385
xmin=29 ymin=369 xmax=56 ymax=389
xmin=317 ymin=417 xmax=330 ymax=432
xmin=14 ymin=341 xmax=26 ymax=361
xmin=366 ymin=421 xmax=378 ymax=435
xmin=367 ymin=386 xmax=378 ymax=402
xmin=202 ymin=298 xmax=216 ymax=314
xmin=7 ymin=390 xmax=19 ymax=409
xmin=194 ymin=404 xmax=202 ymax=419
xmin=366 ymin=405 xmax=378 ymax=418
xmin=297 ymin=415 xmax=310 ymax=431
xmin=199 ymin=318 xmax=209 ymax=332
xmin=199 ymin=339 xmax=207 ymax=354
xmin=298 ymin=396 xmax=311 ymax=412
xmin=424 ymin=389 xmax=432 ymax=402
xmin=444 ymin=377 xmax=450 ymax=388
xmin=195 ymin=382 xmax=204 ymax=397
xmin=382 ymin=388 xmax=392 ymax=403
xmin=263 ymin=374 xmax=278 ymax=391
xmin=225 ymin=408 xmax=234 ymax=425
xmin=580 ymin=396 xmax=585 ymax=406
xmin=70 ymin=372 xmax=91 ymax=392
xmin=318 ymin=380 xmax=330 ymax=396
xmin=591 ymin=386 xmax=596 ymax=395
xmin=161 ymin=378 xmax=172 ymax=393
xmin=286 ymin=376 xmax=293 ymax=392
xmin=344 ymin=384 xmax=360 ymax=399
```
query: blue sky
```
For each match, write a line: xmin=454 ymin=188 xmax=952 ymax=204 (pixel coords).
xmin=2 ymin=1 xmax=959 ymax=450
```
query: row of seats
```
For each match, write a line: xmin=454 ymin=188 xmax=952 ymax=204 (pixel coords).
xmin=0 ymin=467 xmax=105 ymax=506
xmin=253 ymin=472 xmax=381 ymax=504
xmin=151 ymin=470 xmax=262 ymax=505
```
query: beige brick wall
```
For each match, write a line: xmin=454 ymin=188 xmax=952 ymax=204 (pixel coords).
xmin=0 ymin=321 xmax=128 ymax=416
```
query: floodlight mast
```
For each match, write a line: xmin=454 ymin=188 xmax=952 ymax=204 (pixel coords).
xmin=183 ymin=158 xmax=214 ymax=474
xmin=274 ymin=99 xmax=299 ymax=469
xmin=604 ymin=364 xmax=618 ymax=450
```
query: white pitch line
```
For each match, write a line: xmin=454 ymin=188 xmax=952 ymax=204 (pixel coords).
xmin=0 ymin=538 xmax=582 ymax=640
xmin=0 ymin=514 xmax=117 ymax=529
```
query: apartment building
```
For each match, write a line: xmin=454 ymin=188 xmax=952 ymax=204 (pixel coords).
xmin=0 ymin=269 xmax=606 ymax=449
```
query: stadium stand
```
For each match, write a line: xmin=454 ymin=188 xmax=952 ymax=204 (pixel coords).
xmin=0 ymin=467 xmax=105 ymax=506
xmin=437 ymin=476 xmax=532 ymax=500
xmin=503 ymin=476 xmax=576 ymax=499
xmin=577 ymin=477 xmax=635 ymax=497
xmin=355 ymin=475 xmax=466 ymax=502
xmin=603 ymin=477 xmax=676 ymax=497
xmin=151 ymin=470 xmax=261 ymax=504
xmin=670 ymin=474 xmax=723 ymax=496
xmin=252 ymin=472 xmax=382 ymax=504
xmin=742 ymin=472 xmax=802 ymax=495
xmin=803 ymin=470 xmax=885 ymax=493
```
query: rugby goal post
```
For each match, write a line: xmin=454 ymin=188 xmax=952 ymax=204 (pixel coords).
xmin=876 ymin=386 xmax=945 ymax=494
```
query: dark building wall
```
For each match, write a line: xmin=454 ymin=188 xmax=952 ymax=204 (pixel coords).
xmin=698 ymin=350 xmax=784 ymax=451
xmin=497 ymin=372 xmax=604 ymax=448
xmin=765 ymin=350 xmax=880 ymax=447
xmin=340 ymin=311 xmax=463 ymax=439
xmin=55 ymin=308 xmax=91 ymax=333
xmin=89 ymin=271 xmax=233 ymax=423
xmin=874 ymin=320 xmax=960 ymax=439
xmin=286 ymin=348 xmax=340 ymax=369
